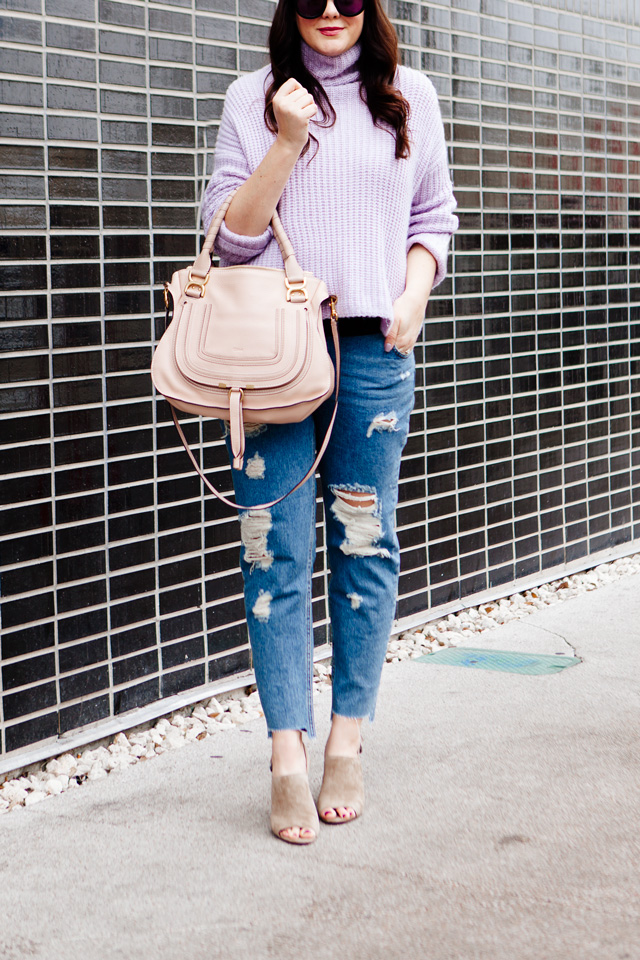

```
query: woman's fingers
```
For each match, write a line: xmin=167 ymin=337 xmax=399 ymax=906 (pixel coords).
xmin=275 ymin=80 xmax=313 ymax=106
xmin=285 ymin=95 xmax=316 ymax=114
xmin=276 ymin=76 xmax=303 ymax=96
xmin=293 ymin=94 xmax=317 ymax=112
xmin=281 ymin=88 xmax=316 ymax=111
xmin=295 ymin=97 xmax=317 ymax=117
xmin=276 ymin=79 xmax=316 ymax=107
xmin=383 ymin=316 xmax=400 ymax=352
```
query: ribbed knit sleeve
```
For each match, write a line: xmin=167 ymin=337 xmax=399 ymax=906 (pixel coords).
xmin=404 ymin=73 xmax=458 ymax=288
xmin=200 ymin=75 xmax=273 ymax=263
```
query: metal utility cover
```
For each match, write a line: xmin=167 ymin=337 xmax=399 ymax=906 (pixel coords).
xmin=416 ymin=647 xmax=581 ymax=675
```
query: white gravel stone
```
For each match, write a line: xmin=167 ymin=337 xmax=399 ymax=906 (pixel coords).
xmin=46 ymin=778 xmax=65 ymax=796
xmin=206 ymin=697 xmax=225 ymax=716
xmin=241 ymin=710 xmax=262 ymax=722
xmin=24 ymin=791 xmax=47 ymax=806
xmin=216 ymin=717 xmax=237 ymax=729
xmin=0 ymin=784 xmax=28 ymax=804
xmin=164 ymin=734 xmax=185 ymax=749
xmin=87 ymin=764 xmax=108 ymax=781
xmin=108 ymin=755 xmax=134 ymax=772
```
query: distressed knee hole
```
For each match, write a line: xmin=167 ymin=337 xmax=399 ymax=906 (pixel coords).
xmin=245 ymin=452 xmax=265 ymax=479
xmin=347 ymin=592 xmax=363 ymax=610
xmin=366 ymin=412 xmax=399 ymax=439
xmin=252 ymin=590 xmax=272 ymax=622
xmin=330 ymin=486 xmax=391 ymax=559
xmin=240 ymin=509 xmax=273 ymax=572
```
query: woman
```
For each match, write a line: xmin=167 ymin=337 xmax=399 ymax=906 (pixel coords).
xmin=202 ymin=0 xmax=457 ymax=844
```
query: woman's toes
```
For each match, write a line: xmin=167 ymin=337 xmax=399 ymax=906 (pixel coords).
xmin=322 ymin=806 xmax=355 ymax=820
xmin=280 ymin=826 xmax=300 ymax=840
xmin=280 ymin=825 xmax=316 ymax=841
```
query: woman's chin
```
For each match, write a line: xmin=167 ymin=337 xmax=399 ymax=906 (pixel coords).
xmin=310 ymin=35 xmax=351 ymax=55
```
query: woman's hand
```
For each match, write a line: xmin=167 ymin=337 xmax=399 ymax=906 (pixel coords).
xmin=384 ymin=290 xmax=427 ymax=355
xmin=273 ymin=78 xmax=317 ymax=153
xmin=384 ymin=245 xmax=438 ymax=354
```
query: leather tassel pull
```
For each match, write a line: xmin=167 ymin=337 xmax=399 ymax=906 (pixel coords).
xmin=229 ymin=388 xmax=245 ymax=470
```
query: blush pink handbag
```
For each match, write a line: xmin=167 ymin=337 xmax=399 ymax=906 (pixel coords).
xmin=151 ymin=192 xmax=340 ymax=510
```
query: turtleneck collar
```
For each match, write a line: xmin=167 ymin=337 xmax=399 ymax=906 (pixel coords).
xmin=301 ymin=40 xmax=361 ymax=86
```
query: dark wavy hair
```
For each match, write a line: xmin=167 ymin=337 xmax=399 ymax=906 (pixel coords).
xmin=264 ymin=0 xmax=410 ymax=159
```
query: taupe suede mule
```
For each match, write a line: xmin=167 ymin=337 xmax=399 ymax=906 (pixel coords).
xmin=317 ymin=748 xmax=364 ymax=824
xmin=270 ymin=746 xmax=319 ymax=845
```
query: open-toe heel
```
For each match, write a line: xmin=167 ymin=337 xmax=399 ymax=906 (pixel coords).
xmin=270 ymin=743 xmax=319 ymax=845
xmin=317 ymin=743 xmax=364 ymax=825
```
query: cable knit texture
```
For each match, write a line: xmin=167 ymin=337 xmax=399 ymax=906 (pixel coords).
xmin=202 ymin=41 xmax=458 ymax=333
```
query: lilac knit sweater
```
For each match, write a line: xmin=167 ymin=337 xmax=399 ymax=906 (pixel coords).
xmin=201 ymin=41 xmax=458 ymax=334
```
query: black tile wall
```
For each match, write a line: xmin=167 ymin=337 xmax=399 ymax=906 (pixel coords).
xmin=1 ymin=0 xmax=640 ymax=761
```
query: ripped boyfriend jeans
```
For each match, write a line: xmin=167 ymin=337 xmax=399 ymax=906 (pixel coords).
xmin=225 ymin=331 xmax=416 ymax=737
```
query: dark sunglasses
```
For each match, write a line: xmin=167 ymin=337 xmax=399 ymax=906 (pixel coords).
xmin=296 ymin=0 xmax=364 ymax=18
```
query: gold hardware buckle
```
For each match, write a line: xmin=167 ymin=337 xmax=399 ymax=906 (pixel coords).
xmin=185 ymin=269 xmax=209 ymax=298
xmin=329 ymin=294 xmax=338 ymax=323
xmin=285 ymin=278 xmax=308 ymax=303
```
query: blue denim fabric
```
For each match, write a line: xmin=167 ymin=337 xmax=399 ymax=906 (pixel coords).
xmin=224 ymin=333 xmax=416 ymax=737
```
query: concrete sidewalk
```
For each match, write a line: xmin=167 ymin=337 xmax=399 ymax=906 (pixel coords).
xmin=1 ymin=573 xmax=639 ymax=960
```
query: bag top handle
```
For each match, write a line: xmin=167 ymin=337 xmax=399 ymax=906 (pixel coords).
xmin=190 ymin=189 xmax=305 ymax=286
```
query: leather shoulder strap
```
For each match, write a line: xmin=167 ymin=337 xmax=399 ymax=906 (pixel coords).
xmin=170 ymin=317 xmax=341 ymax=512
